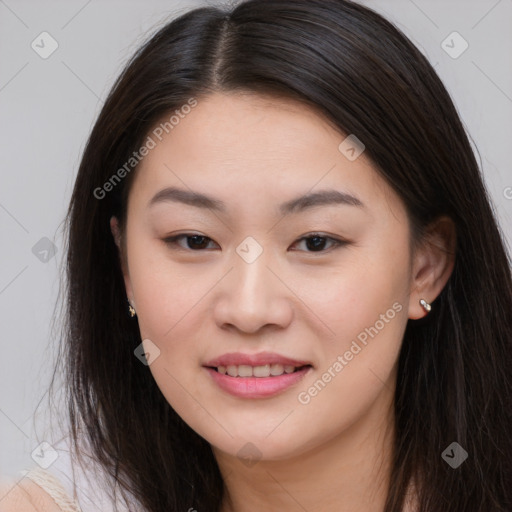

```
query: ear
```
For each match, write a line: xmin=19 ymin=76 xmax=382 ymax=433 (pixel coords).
xmin=408 ymin=216 xmax=456 ymax=319
xmin=110 ymin=216 xmax=134 ymax=304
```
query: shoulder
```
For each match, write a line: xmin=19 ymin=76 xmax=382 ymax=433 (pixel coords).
xmin=2 ymin=431 xmax=141 ymax=512
xmin=0 ymin=475 xmax=64 ymax=512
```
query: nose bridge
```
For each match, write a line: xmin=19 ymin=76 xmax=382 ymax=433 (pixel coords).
xmin=233 ymin=241 xmax=277 ymax=305
xmin=214 ymin=239 xmax=292 ymax=333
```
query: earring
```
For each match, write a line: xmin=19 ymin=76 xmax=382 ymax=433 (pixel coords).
xmin=127 ymin=298 xmax=136 ymax=317
xmin=419 ymin=298 xmax=431 ymax=313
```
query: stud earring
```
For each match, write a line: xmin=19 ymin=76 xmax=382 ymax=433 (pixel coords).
xmin=127 ymin=298 xmax=136 ymax=318
xmin=419 ymin=298 xmax=431 ymax=313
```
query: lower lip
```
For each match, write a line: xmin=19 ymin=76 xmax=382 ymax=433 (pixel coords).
xmin=204 ymin=366 xmax=312 ymax=398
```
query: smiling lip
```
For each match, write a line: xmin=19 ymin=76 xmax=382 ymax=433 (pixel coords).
xmin=203 ymin=352 xmax=313 ymax=399
xmin=203 ymin=352 xmax=311 ymax=368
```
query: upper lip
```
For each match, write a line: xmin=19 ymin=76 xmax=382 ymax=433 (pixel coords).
xmin=203 ymin=352 xmax=312 ymax=368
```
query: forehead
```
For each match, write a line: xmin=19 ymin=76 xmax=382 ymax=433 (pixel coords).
xmin=160 ymin=91 xmax=344 ymax=164
xmin=128 ymin=91 xmax=402 ymax=220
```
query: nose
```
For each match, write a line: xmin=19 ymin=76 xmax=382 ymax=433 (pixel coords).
xmin=213 ymin=250 xmax=294 ymax=335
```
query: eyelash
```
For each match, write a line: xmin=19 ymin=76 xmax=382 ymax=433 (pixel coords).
xmin=163 ymin=233 xmax=348 ymax=254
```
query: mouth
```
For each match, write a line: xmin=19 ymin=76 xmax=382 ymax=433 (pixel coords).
xmin=203 ymin=353 xmax=313 ymax=398
xmin=208 ymin=363 xmax=312 ymax=378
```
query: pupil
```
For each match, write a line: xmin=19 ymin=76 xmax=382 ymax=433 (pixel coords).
xmin=188 ymin=235 xmax=208 ymax=250
xmin=307 ymin=236 xmax=325 ymax=251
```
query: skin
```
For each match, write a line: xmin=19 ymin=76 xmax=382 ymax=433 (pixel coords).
xmin=111 ymin=91 xmax=455 ymax=512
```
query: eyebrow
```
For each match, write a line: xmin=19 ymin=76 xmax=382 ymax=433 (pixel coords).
xmin=147 ymin=186 xmax=364 ymax=215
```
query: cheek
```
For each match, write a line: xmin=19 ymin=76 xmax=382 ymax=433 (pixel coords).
xmin=292 ymin=290 xmax=408 ymax=458
xmin=126 ymin=235 xmax=208 ymax=339
xmin=294 ymin=234 xmax=410 ymax=417
xmin=304 ymin=237 xmax=410 ymax=349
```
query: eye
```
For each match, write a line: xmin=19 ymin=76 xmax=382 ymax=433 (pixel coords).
xmin=163 ymin=234 xmax=218 ymax=251
xmin=290 ymin=233 xmax=347 ymax=253
xmin=163 ymin=232 xmax=347 ymax=253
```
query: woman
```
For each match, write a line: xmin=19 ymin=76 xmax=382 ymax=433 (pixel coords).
xmin=2 ymin=0 xmax=511 ymax=511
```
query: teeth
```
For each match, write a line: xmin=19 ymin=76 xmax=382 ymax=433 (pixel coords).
xmin=270 ymin=364 xmax=284 ymax=376
xmin=238 ymin=365 xmax=253 ymax=377
xmin=227 ymin=365 xmax=238 ymax=377
xmin=253 ymin=364 xmax=270 ymax=377
xmin=217 ymin=364 xmax=302 ymax=377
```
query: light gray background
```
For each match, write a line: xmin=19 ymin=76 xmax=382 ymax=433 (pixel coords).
xmin=1 ymin=0 xmax=511 ymax=477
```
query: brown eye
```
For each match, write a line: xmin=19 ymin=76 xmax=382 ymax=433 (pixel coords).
xmin=291 ymin=234 xmax=347 ymax=253
xmin=164 ymin=234 xmax=218 ymax=250
xmin=163 ymin=232 xmax=347 ymax=253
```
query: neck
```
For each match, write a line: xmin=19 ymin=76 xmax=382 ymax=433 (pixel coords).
xmin=214 ymin=383 xmax=396 ymax=512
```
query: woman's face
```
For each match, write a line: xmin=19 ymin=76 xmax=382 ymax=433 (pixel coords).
xmin=113 ymin=91 xmax=418 ymax=461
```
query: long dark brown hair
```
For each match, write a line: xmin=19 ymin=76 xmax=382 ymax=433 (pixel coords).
xmin=44 ymin=0 xmax=512 ymax=510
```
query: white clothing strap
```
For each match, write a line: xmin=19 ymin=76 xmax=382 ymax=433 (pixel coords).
xmin=23 ymin=467 xmax=83 ymax=512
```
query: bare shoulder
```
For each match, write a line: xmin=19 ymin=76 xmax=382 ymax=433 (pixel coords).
xmin=0 ymin=476 xmax=63 ymax=512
